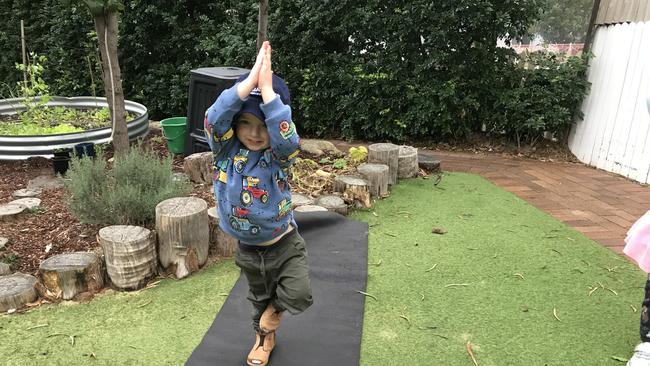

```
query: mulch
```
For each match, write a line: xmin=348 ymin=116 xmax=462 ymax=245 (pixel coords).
xmin=0 ymin=128 xmax=214 ymax=276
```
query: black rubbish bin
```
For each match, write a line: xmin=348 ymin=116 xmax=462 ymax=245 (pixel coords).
xmin=184 ymin=67 xmax=249 ymax=155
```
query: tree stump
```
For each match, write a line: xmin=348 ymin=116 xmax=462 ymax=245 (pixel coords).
xmin=0 ymin=263 xmax=10 ymax=276
xmin=333 ymin=175 xmax=371 ymax=209
xmin=156 ymin=197 xmax=209 ymax=279
xmin=291 ymin=193 xmax=315 ymax=208
xmin=313 ymin=195 xmax=346 ymax=215
xmin=418 ymin=154 xmax=441 ymax=173
xmin=357 ymin=163 xmax=390 ymax=198
xmin=38 ymin=252 xmax=104 ymax=300
xmin=10 ymin=198 xmax=41 ymax=210
xmin=398 ymin=146 xmax=419 ymax=179
xmin=207 ymin=207 xmax=238 ymax=257
xmin=294 ymin=205 xmax=328 ymax=213
xmin=98 ymin=225 xmax=157 ymax=290
xmin=183 ymin=152 xmax=213 ymax=184
xmin=368 ymin=143 xmax=399 ymax=186
xmin=0 ymin=204 xmax=27 ymax=222
xmin=12 ymin=188 xmax=41 ymax=198
xmin=0 ymin=273 xmax=37 ymax=312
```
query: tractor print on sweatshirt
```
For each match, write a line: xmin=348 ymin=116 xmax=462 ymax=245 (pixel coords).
xmin=233 ymin=149 xmax=249 ymax=173
xmin=213 ymin=158 xmax=229 ymax=184
xmin=229 ymin=205 xmax=260 ymax=235
xmin=241 ymin=176 xmax=269 ymax=206
xmin=276 ymin=198 xmax=292 ymax=221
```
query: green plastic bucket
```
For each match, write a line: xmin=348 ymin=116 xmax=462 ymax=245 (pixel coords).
xmin=160 ymin=117 xmax=187 ymax=154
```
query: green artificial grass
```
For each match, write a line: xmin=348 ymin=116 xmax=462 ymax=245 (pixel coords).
xmin=351 ymin=173 xmax=645 ymax=366
xmin=1 ymin=172 xmax=645 ymax=365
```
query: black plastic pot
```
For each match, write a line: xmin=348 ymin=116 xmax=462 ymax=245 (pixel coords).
xmin=74 ymin=142 xmax=96 ymax=158
xmin=53 ymin=148 xmax=72 ymax=159
xmin=52 ymin=156 xmax=71 ymax=176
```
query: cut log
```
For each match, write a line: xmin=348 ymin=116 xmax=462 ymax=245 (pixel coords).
xmin=98 ymin=225 xmax=158 ymax=290
xmin=333 ymin=175 xmax=371 ymax=209
xmin=294 ymin=205 xmax=328 ymax=213
xmin=12 ymin=188 xmax=41 ymax=198
xmin=9 ymin=198 xmax=41 ymax=210
xmin=357 ymin=163 xmax=390 ymax=198
xmin=156 ymin=197 xmax=209 ymax=279
xmin=291 ymin=193 xmax=315 ymax=208
xmin=0 ymin=263 xmax=10 ymax=276
xmin=368 ymin=143 xmax=399 ymax=186
xmin=0 ymin=273 xmax=37 ymax=312
xmin=0 ymin=237 xmax=8 ymax=250
xmin=418 ymin=153 xmax=441 ymax=173
xmin=183 ymin=152 xmax=213 ymax=184
xmin=38 ymin=252 xmax=104 ymax=300
xmin=398 ymin=146 xmax=419 ymax=179
xmin=207 ymin=207 xmax=238 ymax=257
xmin=0 ymin=204 xmax=27 ymax=222
xmin=315 ymin=195 xmax=348 ymax=215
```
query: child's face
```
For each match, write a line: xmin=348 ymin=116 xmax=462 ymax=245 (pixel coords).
xmin=235 ymin=113 xmax=270 ymax=151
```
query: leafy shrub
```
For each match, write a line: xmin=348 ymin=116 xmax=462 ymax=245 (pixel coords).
xmin=487 ymin=52 xmax=590 ymax=147
xmin=64 ymin=145 xmax=192 ymax=226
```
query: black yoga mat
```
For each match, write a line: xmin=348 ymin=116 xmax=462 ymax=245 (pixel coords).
xmin=186 ymin=211 xmax=369 ymax=366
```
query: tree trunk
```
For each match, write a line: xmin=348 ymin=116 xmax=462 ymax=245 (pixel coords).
xmin=94 ymin=12 xmax=128 ymax=156
xmin=38 ymin=252 xmax=104 ymax=300
xmin=256 ymin=0 xmax=269 ymax=51
xmin=156 ymin=197 xmax=209 ymax=279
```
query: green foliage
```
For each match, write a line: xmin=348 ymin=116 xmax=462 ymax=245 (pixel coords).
xmin=332 ymin=158 xmax=347 ymax=170
xmin=530 ymin=0 xmax=592 ymax=43
xmin=64 ymin=145 xmax=192 ymax=226
xmin=487 ymin=52 xmax=590 ymax=147
xmin=348 ymin=146 xmax=368 ymax=164
xmin=0 ymin=122 xmax=82 ymax=135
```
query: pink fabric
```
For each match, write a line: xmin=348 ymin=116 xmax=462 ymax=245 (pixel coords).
xmin=624 ymin=210 xmax=650 ymax=273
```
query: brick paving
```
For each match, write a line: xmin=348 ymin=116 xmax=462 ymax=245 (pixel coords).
xmin=429 ymin=150 xmax=650 ymax=255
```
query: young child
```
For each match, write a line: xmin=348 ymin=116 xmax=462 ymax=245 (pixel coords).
xmin=204 ymin=42 xmax=313 ymax=366
xmin=624 ymin=211 xmax=650 ymax=366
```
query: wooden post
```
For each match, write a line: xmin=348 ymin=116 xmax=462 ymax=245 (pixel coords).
xmin=98 ymin=226 xmax=157 ymax=290
xmin=156 ymin=197 xmax=209 ymax=279
xmin=368 ymin=143 xmax=399 ymax=186
xmin=357 ymin=163 xmax=390 ymax=198
xmin=39 ymin=252 xmax=104 ymax=300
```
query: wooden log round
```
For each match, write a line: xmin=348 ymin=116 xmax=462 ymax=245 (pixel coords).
xmin=156 ymin=197 xmax=209 ymax=279
xmin=12 ymin=188 xmax=41 ymax=198
xmin=38 ymin=252 xmax=104 ymax=300
xmin=207 ymin=207 xmax=238 ymax=257
xmin=357 ymin=163 xmax=390 ymax=198
xmin=368 ymin=143 xmax=399 ymax=186
xmin=0 ymin=273 xmax=37 ymax=312
xmin=294 ymin=205 xmax=328 ymax=213
xmin=0 ymin=262 xmax=10 ymax=276
xmin=333 ymin=175 xmax=371 ymax=209
xmin=418 ymin=154 xmax=441 ymax=173
xmin=398 ymin=145 xmax=419 ymax=179
xmin=10 ymin=198 xmax=41 ymax=210
xmin=98 ymin=225 xmax=157 ymax=290
xmin=0 ymin=203 xmax=27 ymax=222
xmin=315 ymin=195 xmax=348 ymax=215
xmin=183 ymin=152 xmax=213 ymax=184
xmin=291 ymin=193 xmax=315 ymax=208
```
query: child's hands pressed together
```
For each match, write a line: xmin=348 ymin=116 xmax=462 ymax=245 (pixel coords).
xmin=259 ymin=43 xmax=276 ymax=104
xmin=237 ymin=41 xmax=268 ymax=99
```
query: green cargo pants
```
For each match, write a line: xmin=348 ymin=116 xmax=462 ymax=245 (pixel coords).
xmin=235 ymin=229 xmax=313 ymax=332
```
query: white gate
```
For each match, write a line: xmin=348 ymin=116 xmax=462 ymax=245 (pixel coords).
xmin=568 ymin=21 xmax=650 ymax=183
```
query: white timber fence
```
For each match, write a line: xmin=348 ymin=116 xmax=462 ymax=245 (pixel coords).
xmin=569 ymin=21 xmax=650 ymax=183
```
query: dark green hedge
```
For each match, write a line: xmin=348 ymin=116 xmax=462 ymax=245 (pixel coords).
xmin=0 ymin=0 xmax=589 ymax=145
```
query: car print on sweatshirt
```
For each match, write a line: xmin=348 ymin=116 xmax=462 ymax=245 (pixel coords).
xmin=241 ymin=176 xmax=269 ymax=206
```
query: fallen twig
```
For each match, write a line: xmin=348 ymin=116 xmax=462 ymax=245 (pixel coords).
xmin=466 ymin=341 xmax=478 ymax=366
xmin=514 ymin=273 xmax=525 ymax=280
xmin=425 ymin=264 xmax=438 ymax=272
xmin=356 ymin=291 xmax=377 ymax=300
xmin=444 ymin=283 xmax=470 ymax=288
xmin=399 ymin=307 xmax=411 ymax=329
xmin=26 ymin=324 xmax=48 ymax=331
xmin=551 ymin=249 xmax=562 ymax=255
xmin=553 ymin=308 xmax=561 ymax=322
xmin=631 ymin=305 xmax=638 ymax=313
xmin=370 ymin=259 xmax=382 ymax=267
xmin=137 ymin=300 xmax=152 ymax=308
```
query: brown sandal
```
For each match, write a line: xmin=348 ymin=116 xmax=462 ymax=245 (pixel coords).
xmin=247 ymin=332 xmax=276 ymax=366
